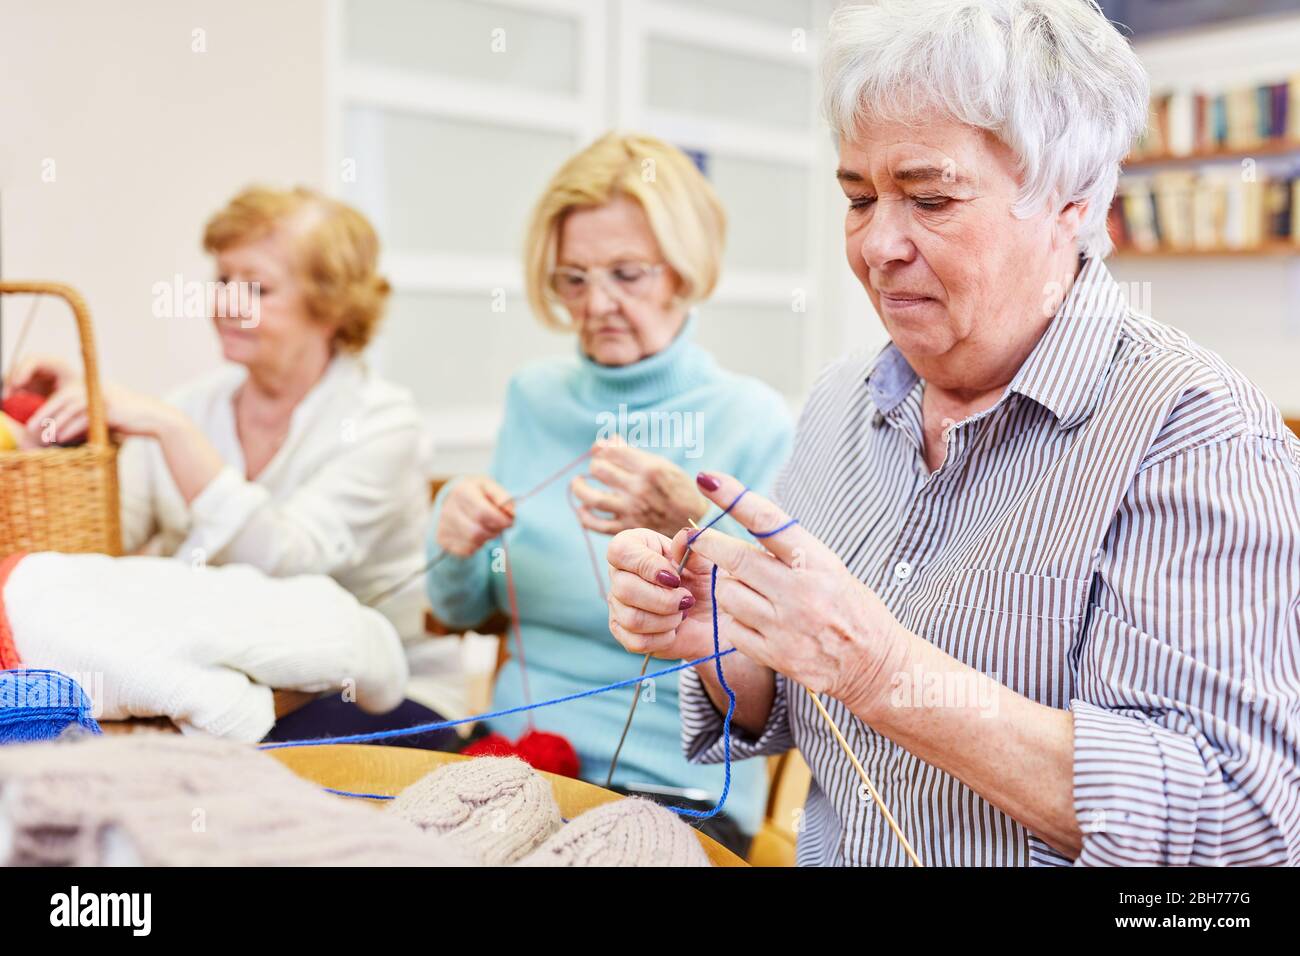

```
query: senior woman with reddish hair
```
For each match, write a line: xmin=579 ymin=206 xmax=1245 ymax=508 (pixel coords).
xmin=605 ymin=0 xmax=1300 ymax=866
xmin=11 ymin=187 xmax=429 ymax=636
xmin=7 ymin=187 xmax=461 ymax=744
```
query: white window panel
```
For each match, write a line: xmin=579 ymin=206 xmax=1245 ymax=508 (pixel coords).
xmin=687 ymin=0 xmax=813 ymax=27
xmin=377 ymin=290 xmax=575 ymax=413
xmin=644 ymin=37 xmax=812 ymax=130
xmin=344 ymin=0 xmax=580 ymax=95
xmin=342 ymin=107 xmax=578 ymax=258
xmin=694 ymin=301 xmax=807 ymax=400
xmin=709 ymin=153 xmax=811 ymax=273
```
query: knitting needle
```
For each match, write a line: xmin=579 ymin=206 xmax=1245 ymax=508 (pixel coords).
xmin=362 ymin=452 xmax=598 ymax=610
xmin=804 ymin=687 xmax=924 ymax=866
xmin=603 ymin=517 xmax=700 ymax=789
xmin=361 ymin=549 xmax=449 ymax=608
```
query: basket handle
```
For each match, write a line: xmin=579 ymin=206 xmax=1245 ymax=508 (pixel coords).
xmin=0 ymin=281 xmax=110 ymax=448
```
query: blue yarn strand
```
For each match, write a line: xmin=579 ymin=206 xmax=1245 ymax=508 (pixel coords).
xmin=324 ymin=787 xmax=394 ymax=801
xmin=260 ymin=651 xmax=734 ymax=751
xmin=298 ymin=650 xmax=737 ymax=814
xmin=685 ymin=488 xmax=749 ymax=546
xmin=309 ymin=482 xmax=796 ymax=817
xmin=666 ymin=564 xmax=734 ymax=821
xmin=752 ymin=517 xmax=799 ymax=539
xmin=319 ymin=574 xmax=740 ymax=817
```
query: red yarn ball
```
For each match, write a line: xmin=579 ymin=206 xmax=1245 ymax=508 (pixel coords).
xmin=514 ymin=729 xmax=580 ymax=778
xmin=1 ymin=390 xmax=44 ymax=426
xmin=461 ymin=732 xmax=518 ymax=759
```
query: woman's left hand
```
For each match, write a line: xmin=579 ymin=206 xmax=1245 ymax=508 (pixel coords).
xmin=680 ymin=469 xmax=915 ymax=711
xmin=569 ymin=437 xmax=708 ymax=538
xmin=29 ymin=382 xmax=180 ymax=445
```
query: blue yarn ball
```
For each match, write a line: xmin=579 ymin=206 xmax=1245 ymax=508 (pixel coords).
xmin=0 ymin=669 xmax=102 ymax=745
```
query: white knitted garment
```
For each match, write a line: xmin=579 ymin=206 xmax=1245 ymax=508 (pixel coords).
xmin=520 ymin=798 xmax=712 ymax=867
xmin=3 ymin=552 xmax=408 ymax=741
xmin=387 ymin=756 xmax=562 ymax=865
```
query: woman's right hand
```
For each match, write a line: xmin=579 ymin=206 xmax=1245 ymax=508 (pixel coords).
xmin=2 ymin=355 xmax=79 ymax=399
xmin=606 ymin=526 xmax=722 ymax=662
xmin=435 ymin=475 xmax=516 ymax=558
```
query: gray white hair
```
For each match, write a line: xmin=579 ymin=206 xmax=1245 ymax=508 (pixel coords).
xmin=822 ymin=0 xmax=1149 ymax=259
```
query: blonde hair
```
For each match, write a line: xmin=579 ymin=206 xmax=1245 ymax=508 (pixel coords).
xmin=202 ymin=186 xmax=391 ymax=352
xmin=523 ymin=132 xmax=727 ymax=330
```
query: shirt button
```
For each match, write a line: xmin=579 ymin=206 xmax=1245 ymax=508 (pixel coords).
xmin=893 ymin=561 xmax=913 ymax=583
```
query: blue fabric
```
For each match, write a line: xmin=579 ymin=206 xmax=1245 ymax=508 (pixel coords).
xmin=0 ymin=669 xmax=101 ymax=744
xmin=425 ymin=315 xmax=793 ymax=834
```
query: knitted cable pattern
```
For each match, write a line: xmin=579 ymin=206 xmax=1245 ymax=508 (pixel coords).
xmin=386 ymin=756 xmax=561 ymax=865
xmin=519 ymin=797 xmax=711 ymax=868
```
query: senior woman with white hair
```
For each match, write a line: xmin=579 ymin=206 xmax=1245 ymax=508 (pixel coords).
xmin=605 ymin=0 xmax=1300 ymax=866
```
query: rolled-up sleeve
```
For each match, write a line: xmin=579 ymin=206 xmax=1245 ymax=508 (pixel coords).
xmin=680 ymin=666 xmax=795 ymax=764
xmin=1037 ymin=433 xmax=1300 ymax=866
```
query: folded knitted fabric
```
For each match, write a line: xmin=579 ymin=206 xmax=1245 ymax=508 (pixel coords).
xmin=0 ymin=670 xmax=101 ymax=745
xmin=519 ymin=797 xmax=711 ymax=868
xmin=0 ymin=734 xmax=475 ymax=866
xmin=387 ymin=756 xmax=561 ymax=865
xmin=1 ymin=553 xmax=408 ymax=741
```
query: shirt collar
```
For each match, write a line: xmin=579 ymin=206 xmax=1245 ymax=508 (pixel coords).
xmin=864 ymin=341 xmax=919 ymax=416
xmin=863 ymin=256 xmax=1128 ymax=429
xmin=1006 ymin=255 xmax=1128 ymax=429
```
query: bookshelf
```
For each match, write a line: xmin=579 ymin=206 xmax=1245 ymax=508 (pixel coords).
xmin=1111 ymin=240 xmax=1300 ymax=259
xmin=1111 ymin=142 xmax=1300 ymax=257
xmin=1110 ymin=70 xmax=1300 ymax=258
xmin=1124 ymin=139 xmax=1300 ymax=170
xmin=1110 ymin=14 xmax=1300 ymax=424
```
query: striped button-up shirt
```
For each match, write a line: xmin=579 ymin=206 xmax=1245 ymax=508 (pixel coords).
xmin=679 ymin=256 xmax=1300 ymax=866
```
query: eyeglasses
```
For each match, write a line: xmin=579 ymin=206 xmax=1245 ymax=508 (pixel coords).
xmin=547 ymin=261 xmax=665 ymax=303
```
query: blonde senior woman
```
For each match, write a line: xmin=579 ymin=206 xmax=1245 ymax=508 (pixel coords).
xmin=425 ymin=133 xmax=794 ymax=854
xmin=8 ymin=188 xmax=460 ymax=744
xmin=606 ymin=0 xmax=1300 ymax=867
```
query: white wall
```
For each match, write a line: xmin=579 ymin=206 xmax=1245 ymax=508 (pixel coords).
xmin=0 ymin=0 xmax=328 ymax=397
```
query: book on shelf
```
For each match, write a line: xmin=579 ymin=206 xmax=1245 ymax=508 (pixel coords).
xmin=1132 ymin=74 xmax=1300 ymax=160
xmin=1110 ymin=164 xmax=1298 ymax=254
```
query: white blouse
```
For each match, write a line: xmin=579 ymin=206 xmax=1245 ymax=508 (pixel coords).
xmin=117 ymin=354 xmax=431 ymax=640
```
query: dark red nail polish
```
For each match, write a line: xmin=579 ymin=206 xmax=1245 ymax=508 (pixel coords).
xmin=696 ymin=473 xmax=720 ymax=492
xmin=656 ymin=570 xmax=680 ymax=588
xmin=679 ymin=594 xmax=695 ymax=611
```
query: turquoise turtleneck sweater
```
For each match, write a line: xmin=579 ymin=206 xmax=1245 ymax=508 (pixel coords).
xmin=425 ymin=316 xmax=794 ymax=834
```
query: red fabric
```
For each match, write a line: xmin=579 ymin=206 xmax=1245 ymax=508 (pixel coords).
xmin=0 ymin=552 xmax=28 ymax=670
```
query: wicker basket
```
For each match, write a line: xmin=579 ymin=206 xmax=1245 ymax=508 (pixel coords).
xmin=0 ymin=282 xmax=121 ymax=556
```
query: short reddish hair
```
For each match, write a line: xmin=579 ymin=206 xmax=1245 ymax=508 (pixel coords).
xmin=203 ymin=186 xmax=390 ymax=352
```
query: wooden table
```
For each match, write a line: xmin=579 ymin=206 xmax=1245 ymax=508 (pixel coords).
xmin=269 ymin=743 xmax=746 ymax=867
